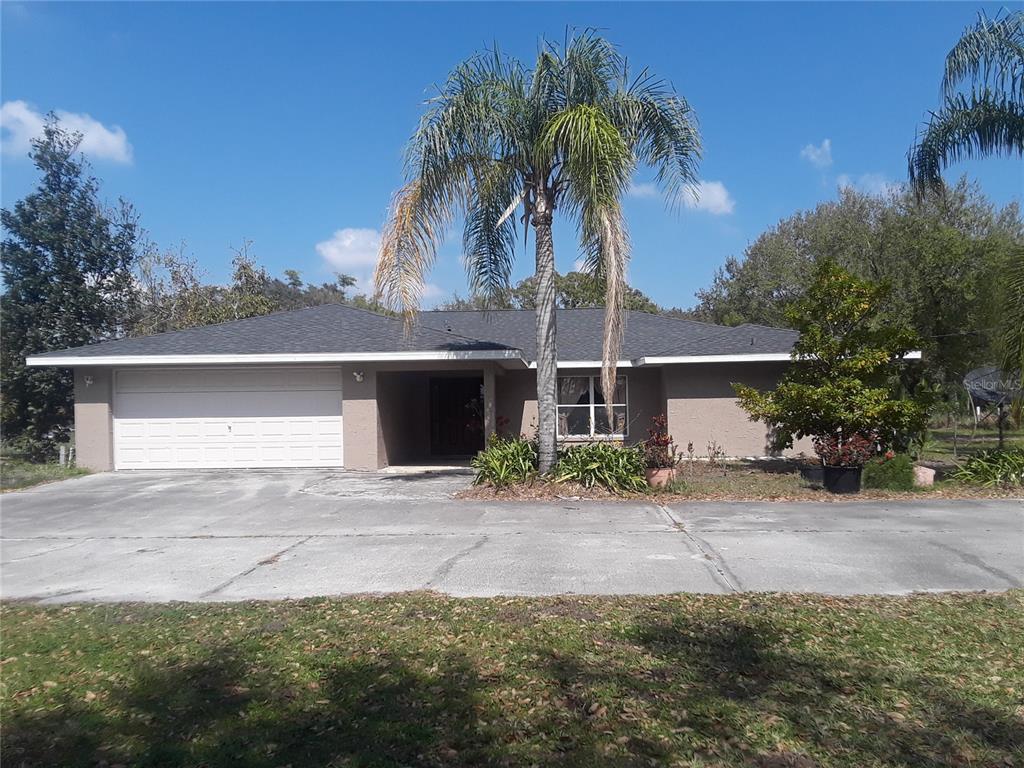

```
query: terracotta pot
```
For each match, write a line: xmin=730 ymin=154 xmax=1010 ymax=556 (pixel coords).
xmin=645 ymin=467 xmax=677 ymax=488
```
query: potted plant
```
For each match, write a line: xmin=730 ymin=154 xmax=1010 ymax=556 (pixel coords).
xmin=642 ymin=415 xmax=679 ymax=487
xmin=812 ymin=432 xmax=876 ymax=493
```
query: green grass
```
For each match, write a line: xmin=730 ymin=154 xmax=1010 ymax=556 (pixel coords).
xmin=0 ymin=459 xmax=88 ymax=491
xmin=923 ymin=425 xmax=1024 ymax=463
xmin=3 ymin=592 xmax=1022 ymax=767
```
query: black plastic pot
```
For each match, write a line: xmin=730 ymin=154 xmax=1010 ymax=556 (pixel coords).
xmin=823 ymin=466 xmax=862 ymax=494
xmin=800 ymin=465 xmax=825 ymax=486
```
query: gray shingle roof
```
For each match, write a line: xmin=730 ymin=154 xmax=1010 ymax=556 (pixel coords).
xmin=29 ymin=304 xmax=798 ymax=362
xmin=30 ymin=304 xmax=513 ymax=359
xmin=422 ymin=310 xmax=798 ymax=360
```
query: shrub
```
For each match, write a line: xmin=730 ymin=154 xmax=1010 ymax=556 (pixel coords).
xmin=642 ymin=414 xmax=679 ymax=469
xmin=553 ymin=443 xmax=647 ymax=493
xmin=862 ymin=452 xmax=915 ymax=491
xmin=471 ymin=436 xmax=538 ymax=488
xmin=952 ymin=448 xmax=1024 ymax=487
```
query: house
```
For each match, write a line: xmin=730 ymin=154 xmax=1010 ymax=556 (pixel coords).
xmin=26 ymin=303 xmax=813 ymax=472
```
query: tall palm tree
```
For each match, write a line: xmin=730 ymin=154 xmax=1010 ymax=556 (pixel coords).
xmin=908 ymin=10 xmax=1023 ymax=194
xmin=909 ymin=11 xmax=1024 ymax=386
xmin=374 ymin=32 xmax=701 ymax=471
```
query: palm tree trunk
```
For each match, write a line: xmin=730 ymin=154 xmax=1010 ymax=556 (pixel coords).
xmin=532 ymin=190 xmax=558 ymax=473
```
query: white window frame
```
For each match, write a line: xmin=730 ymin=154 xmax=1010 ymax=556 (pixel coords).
xmin=556 ymin=375 xmax=628 ymax=439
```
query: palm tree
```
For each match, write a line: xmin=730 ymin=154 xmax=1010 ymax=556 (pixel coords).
xmin=374 ymin=32 xmax=701 ymax=471
xmin=909 ymin=11 xmax=1024 ymax=387
xmin=908 ymin=10 xmax=1023 ymax=195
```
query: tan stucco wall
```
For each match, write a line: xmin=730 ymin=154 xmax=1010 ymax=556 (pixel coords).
xmin=341 ymin=365 xmax=385 ymax=470
xmin=73 ymin=367 xmax=114 ymax=471
xmin=663 ymin=362 xmax=814 ymax=458
xmin=69 ymin=359 xmax=806 ymax=472
xmin=495 ymin=369 xmax=538 ymax=438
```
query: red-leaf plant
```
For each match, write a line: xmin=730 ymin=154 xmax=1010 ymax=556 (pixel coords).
xmin=812 ymin=432 xmax=878 ymax=468
xmin=643 ymin=414 xmax=680 ymax=469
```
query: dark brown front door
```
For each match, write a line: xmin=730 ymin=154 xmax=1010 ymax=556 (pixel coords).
xmin=429 ymin=377 xmax=485 ymax=458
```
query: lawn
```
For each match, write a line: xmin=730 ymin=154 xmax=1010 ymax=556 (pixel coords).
xmin=923 ymin=424 xmax=1024 ymax=463
xmin=2 ymin=592 xmax=1021 ymax=767
xmin=0 ymin=459 xmax=88 ymax=492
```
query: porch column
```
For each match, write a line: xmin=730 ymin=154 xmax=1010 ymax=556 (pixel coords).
xmin=74 ymin=367 xmax=114 ymax=472
xmin=341 ymin=365 xmax=386 ymax=470
xmin=483 ymin=365 xmax=497 ymax=441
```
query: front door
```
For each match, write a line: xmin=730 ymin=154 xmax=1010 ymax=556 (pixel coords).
xmin=429 ymin=377 xmax=485 ymax=458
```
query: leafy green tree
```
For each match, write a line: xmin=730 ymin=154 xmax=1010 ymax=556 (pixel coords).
xmin=734 ymin=262 xmax=932 ymax=458
xmin=692 ymin=180 xmax=1022 ymax=386
xmin=374 ymin=32 xmax=701 ymax=470
xmin=134 ymin=246 xmax=220 ymax=335
xmin=1 ymin=120 xmax=141 ymax=455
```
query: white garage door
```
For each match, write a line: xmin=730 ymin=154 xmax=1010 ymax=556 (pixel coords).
xmin=113 ymin=367 xmax=343 ymax=469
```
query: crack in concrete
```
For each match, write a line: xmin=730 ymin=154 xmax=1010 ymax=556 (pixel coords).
xmin=0 ymin=538 xmax=90 ymax=564
xmin=200 ymin=536 xmax=313 ymax=598
xmin=929 ymin=540 xmax=1023 ymax=587
xmin=424 ymin=535 xmax=488 ymax=588
xmin=655 ymin=504 xmax=742 ymax=593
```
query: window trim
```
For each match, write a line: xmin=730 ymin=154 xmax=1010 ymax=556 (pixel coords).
xmin=556 ymin=375 xmax=628 ymax=439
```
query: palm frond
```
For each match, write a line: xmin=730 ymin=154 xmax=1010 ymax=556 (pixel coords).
xmin=541 ymin=103 xmax=634 ymax=212
xmin=375 ymin=181 xmax=447 ymax=323
xmin=909 ymin=91 xmax=1024 ymax=196
xmin=943 ymin=10 xmax=1024 ymax=100
xmin=462 ymin=162 xmax=519 ymax=305
xmin=607 ymin=71 xmax=702 ymax=208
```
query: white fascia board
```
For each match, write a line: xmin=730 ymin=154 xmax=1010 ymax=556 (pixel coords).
xmin=636 ymin=350 xmax=923 ymax=365
xmin=525 ymin=360 xmax=635 ymax=369
xmin=635 ymin=353 xmax=793 ymax=365
xmin=26 ymin=349 xmax=526 ymax=367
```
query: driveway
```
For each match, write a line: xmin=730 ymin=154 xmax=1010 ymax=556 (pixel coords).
xmin=2 ymin=471 xmax=1021 ymax=602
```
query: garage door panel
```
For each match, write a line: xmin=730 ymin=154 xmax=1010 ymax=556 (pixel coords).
xmin=114 ymin=367 xmax=343 ymax=469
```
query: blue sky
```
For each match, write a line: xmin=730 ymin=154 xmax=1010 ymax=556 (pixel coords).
xmin=2 ymin=2 xmax=1021 ymax=310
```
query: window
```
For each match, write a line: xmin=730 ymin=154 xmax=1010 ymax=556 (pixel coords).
xmin=557 ymin=375 xmax=628 ymax=438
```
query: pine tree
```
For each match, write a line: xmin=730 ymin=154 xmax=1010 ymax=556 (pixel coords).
xmin=1 ymin=118 xmax=141 ymax=457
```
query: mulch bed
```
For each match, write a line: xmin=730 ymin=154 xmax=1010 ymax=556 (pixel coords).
xmin=457 ymin=460 xmax=1023 ymax=502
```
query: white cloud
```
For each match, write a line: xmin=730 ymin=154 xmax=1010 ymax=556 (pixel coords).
xmin=315 ymin=226 xmax=443 ymax=300
xmin=837 ymin=172 xmax=899 ymax=197
xmin=315 ymin=227 xmax=381 ymax=270
xmin=0 ymin=100 xmax=132 ymax=163
xmin=629 ymin=179 xmax=735 ymax=215
xmin=683 ymin=180 xmax=735 ymax=215
xmin=627 ymin=181 xmax=659 ymax=199
xmin=800 ymin=138 xmax=832 ymax=169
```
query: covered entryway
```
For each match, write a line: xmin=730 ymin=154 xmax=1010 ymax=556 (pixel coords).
xmin=429 ymin=376 xmax=485 ymax=458
xmin=376 ymin=370 xmax=489 ymax=466
xmin=112 ymin=366 xmax=343 ymax=469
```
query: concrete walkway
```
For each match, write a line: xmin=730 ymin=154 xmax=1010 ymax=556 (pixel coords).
xmin=1 ymin=471 xmax=1021 ymax=602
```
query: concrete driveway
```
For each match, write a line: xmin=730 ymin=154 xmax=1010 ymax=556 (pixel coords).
xmin=2 ymin=471 xmax=1021 ymax=602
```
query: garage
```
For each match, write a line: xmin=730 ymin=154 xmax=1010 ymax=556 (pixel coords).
xmin=112 ymin=366 xmax=344 ymax=469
